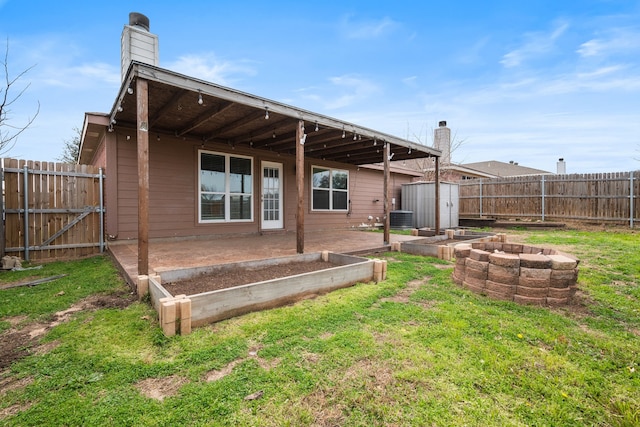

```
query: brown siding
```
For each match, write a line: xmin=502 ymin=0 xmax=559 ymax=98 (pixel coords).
xmin=109 ymin=131 xmax=415 ymax=240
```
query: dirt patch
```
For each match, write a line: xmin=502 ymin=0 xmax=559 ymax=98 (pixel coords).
xmin=163 ymin=260 xmax=338 ymax=296
xmin=135 ymin=375 xmax=188 ymax=401
xmin=204 ymin=345 xmax=280 ymax=383
xmin=381 ymin=278 xmax=428 ymax=304
xmin=0 ymin=292 xmax=135 ymax=370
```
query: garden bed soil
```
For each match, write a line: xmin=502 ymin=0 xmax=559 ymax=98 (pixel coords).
xmin=162 ymin=260 xmax=337 ymax=296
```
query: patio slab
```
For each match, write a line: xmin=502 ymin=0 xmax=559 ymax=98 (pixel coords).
xmin=108 ymin=229 xmax=421 ymax=286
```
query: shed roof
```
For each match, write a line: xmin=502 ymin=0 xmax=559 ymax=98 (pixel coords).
xmin=80 ymin=62 xmax=441 ymax=165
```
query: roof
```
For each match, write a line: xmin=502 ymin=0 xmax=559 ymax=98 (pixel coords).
xmin=80 ymin=62 xmax=441 ymax=165
xmin=461 ymin=160 xmax=551 ymax=177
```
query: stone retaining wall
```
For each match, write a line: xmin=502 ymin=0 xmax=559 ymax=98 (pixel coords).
xmin=452 ymin=242 xmax=579 ymax=305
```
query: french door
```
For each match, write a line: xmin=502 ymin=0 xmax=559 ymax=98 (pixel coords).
xmin=261 ymin=162 xmax=283 ymax=229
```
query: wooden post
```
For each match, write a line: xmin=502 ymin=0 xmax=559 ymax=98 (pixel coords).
xmin=435 ymin=155 xmax=441 ymax=234
xmin=136 ymin=78 xmax=150 ymax=276
xmin=383 ymin=142 xmax=391 ymax=245
xmin=296 ymin=120 xmax=305 ymax=254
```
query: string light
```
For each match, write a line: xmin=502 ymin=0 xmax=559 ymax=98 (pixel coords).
xmin=127 ymin=86 xmax=134 ymax=95
xmin=198 ymin=91 xmax=203 ymax=105
xmin=342 ymin=126 xmax=346 ymax=138
xmin=373 ymin=137 xmax=377 ymax=146
xmin=315 ymin=121 xmax=319 ymax=132
xmin=265 ymin=107 xmax=269 ymax=120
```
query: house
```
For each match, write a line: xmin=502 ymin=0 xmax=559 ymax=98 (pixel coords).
xmin=78 ymin=13 xmax=441 ymax=276
xmin=396 ymin=121 xmax=553 ymax=182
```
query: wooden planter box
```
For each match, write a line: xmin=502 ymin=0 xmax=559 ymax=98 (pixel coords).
xmin=144 ymin=252 xmax=382 ymax=335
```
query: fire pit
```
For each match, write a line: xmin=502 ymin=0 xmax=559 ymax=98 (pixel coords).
xmin=452 ymin=242 xmax=579 ymax=305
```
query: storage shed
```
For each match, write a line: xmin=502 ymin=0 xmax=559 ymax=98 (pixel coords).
xmin=401 ymin=182 xmax=459 ymax=230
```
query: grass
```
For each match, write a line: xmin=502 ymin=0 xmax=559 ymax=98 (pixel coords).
xmin=0 ymin=229 xmax=639 ymax=426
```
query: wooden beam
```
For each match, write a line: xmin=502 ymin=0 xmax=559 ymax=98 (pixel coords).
xmin=435 ymin=156 xmax=441 ymax=234
xmin=296 ymin=120 xmax=305 ymax=254
xmin=137 ymin=78 xmax=150 ymax=276
xmin=383 ymin=142 xmax=391 ymax=245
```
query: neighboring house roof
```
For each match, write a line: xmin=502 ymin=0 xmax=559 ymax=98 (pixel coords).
xmin=462 ymin=160 xmax=552 ymax=177
xmin=80 ymin=62 xmax=442 ymax=166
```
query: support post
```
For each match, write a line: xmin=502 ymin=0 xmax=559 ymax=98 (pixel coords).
xmin=136 ymin=78 xmax=150 ymax=275
xmin=99 ymin=167 xmax=105 ymax=253
xmin=434 ymin=156 xmax=441 ymax=234
xmin=22 ymin=165 xmax=29 ymax=262
xmin=479 ymin=179 xmax=483 ymax=218
xmin=541 ymin=175 xmax=546 ymax=222
xmin=383 ymin=143 xmax=390 ymax=245
xmin=631 ymin=172 xmax=635 ymax=229
xmin=296 ymin=120 xmax=305 ymax=253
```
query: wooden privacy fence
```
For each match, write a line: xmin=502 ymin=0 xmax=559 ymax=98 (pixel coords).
xmin=459 ymin=171 xmax=639 ymax=227
xmin=1 ymin=158 xmax=105 ymax=262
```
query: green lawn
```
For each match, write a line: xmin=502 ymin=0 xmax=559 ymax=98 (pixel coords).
xmin=1 ymin=228 xmax=639 ymax=426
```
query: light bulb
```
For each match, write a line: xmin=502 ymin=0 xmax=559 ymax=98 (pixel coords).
xmin=198 ymin=92 xmax=203 ymax=105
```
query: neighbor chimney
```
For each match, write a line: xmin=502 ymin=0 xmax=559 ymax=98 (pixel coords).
xmin=434 ymin=121 xmax=451 ymax=165
xmin=121 ymin=12 xmax=159 ymax=82
xmin=557 ymin=158 xmax=566 ymax=174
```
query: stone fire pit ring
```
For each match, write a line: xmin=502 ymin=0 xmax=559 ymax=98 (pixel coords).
xmin=452 ymin=242 xmax=579 ymax=306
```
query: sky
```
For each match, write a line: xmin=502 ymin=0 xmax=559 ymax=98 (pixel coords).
xmin=1 ymin=0 xmax=639 ymax=173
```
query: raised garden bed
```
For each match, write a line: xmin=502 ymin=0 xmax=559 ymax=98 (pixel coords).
xmin=399 ymin=229 xmax=497 ymax=259
xmin=142 ymin=252 xmax=385 ymax=335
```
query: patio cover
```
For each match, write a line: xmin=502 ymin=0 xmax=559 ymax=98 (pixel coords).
xmin=81 ymin=62 xmax=442 ymax=276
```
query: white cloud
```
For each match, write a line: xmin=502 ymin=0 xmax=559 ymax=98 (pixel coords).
xmin=298 ymin=74 xmax=379 ymax=110
xmin=501 ymin=21 xmax=569 ymax=68
xmin=166 ymin=53 xmax=257 ymax=86
xmin=577 ymin=27 xmax=640 ymax=57
xmin=340 ymin=15 xmax=398 ymax=40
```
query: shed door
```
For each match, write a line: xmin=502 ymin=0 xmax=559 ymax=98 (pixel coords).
xmin=261 ymin=162 xmax=283 ymax=229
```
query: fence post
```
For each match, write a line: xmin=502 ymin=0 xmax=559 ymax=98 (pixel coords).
xmin=631 ymin=172 xmax=635 ymax=229
xmin=99 ymin=167 xmax=105 ymax=253
xmin=23 ymin=165 xmax=29 ymax=262
xmin=541 ymin=175 xmax=545 ymax=222
xmin=0 ymin=165 xmax=4 ymax=258
xmin=479 ymin=179 xmax=483 ymax=217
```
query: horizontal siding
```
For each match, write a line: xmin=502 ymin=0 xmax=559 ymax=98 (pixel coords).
xmin=111 ymin=133 xmax=416 ymax=240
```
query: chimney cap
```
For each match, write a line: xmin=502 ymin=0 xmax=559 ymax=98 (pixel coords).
xmin=438 ymin=120 xmax=447 ymax=127
xmin=558 ymin=158 xmax=564 ymax=162
xmin=129 ymin=12 xmax=150 ymax=31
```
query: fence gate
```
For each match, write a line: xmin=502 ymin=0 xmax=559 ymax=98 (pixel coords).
xmin=1 ymin=158 xmax=105 ymax=263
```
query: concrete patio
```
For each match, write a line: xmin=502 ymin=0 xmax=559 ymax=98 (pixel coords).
xmin=108 ymin=229 xmax=422 ymax=286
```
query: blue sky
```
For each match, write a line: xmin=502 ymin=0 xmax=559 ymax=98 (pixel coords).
xmin=1 ymin=0 xmax=638 ymax=173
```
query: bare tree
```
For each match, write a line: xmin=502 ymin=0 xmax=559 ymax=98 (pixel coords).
xmin=0 ymin=39 xmax=39 ymax=155
xmin=58 ymin=127 xmax=81 ymax=163
xmin=404 ymin=124 xmax=467 ymax=181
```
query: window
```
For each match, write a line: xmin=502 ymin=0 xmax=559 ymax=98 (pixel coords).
xmin=199 ymin=150 xmax=253 ymax=222
xmin=311 ymin=166 xmax=348 ymax=211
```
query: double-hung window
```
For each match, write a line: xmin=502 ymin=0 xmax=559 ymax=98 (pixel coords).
xmin=199 ymin=150 xmax=253 ymax=222
xmin=311 ymin=166 xmax=348 ymax=211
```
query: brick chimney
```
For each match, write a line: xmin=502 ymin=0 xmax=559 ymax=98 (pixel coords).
xmin=121 ymin=12 xmax=159 ymax=82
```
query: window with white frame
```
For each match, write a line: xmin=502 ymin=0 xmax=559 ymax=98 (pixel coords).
xmin=311 ymin=166 xmax=348 ymax=211
xmin=199 ymin=150 xmax=253 ymax=222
